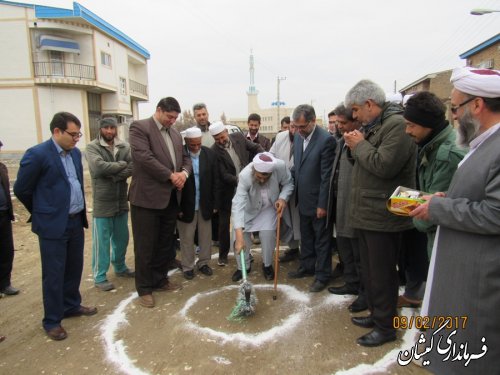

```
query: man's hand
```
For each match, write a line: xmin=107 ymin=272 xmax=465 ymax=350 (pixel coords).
xmin=409 ymin=193 xmax=445 ymax=220
xmin=275 ymin=199 xmax=287 ymax=216
xmin=170 ymin=171 xmax=187 ymax=190
xmin=234 ymin=228 xmax=245 ymax=255
xmin=344 ymin=129 xmax=364 ymax=150
xmin=317 ymin=207 xmax=327 ymax=219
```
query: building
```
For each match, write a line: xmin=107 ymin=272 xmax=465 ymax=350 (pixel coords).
xmin=460 ymin=33 xmax=499 ymax=70
xmin=0 ymin=0 xmax=149 ymax=153
xmin=399 ymin=69 xmax=453 ymax=105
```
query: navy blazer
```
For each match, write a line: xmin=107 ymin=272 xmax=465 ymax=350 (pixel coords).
xmin=14 ymin=139 xmax=88 ymax=239
xmin=293 ymin=125 xmax=336 ymax=217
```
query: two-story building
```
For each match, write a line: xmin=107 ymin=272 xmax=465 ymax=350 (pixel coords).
xmin=0 ymin=0 xmax=149 ymax=153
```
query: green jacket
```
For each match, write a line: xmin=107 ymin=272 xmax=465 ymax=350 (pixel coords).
xmin=348 ymin=102 xmax=417 ymax=232
xmin=413 ymin=124 xmax=467 ymax=253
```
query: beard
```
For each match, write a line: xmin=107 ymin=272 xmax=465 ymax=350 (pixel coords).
xmin=456 ymin=108 xmax=481 ymax=148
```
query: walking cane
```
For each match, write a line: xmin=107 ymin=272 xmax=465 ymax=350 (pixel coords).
xmin=273 ymin=212 xmax=281 ymax=300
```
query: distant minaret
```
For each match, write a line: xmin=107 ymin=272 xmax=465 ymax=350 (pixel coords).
xmin=247 ymin=49 xmax=260 ymax=114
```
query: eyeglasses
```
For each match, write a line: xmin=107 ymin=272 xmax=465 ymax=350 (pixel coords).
xmin=64 ymin=130 xmax=83 ymax=139
xmin=295 ymin=121 xmax=310 ymax=130
xmin=451 ymin=97 xmax=476 ymax=114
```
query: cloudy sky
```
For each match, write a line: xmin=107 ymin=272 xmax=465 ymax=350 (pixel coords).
xmin=32 ymin=0 xmax=499 ymax=122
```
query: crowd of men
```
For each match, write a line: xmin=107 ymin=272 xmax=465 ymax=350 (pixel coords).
xmin=1 ymin=67 xmax=499 ymax=373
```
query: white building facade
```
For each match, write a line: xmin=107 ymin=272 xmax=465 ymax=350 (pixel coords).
xmin=0 ymin=0 xmax=149 ymax=152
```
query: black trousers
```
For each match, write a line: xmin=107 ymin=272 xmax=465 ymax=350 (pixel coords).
xmin=336 ymin=236 xmax=361 ymax=288
xmin=399 ymin=228 xmax=429 ymax=299
xmin=0 ymin=211 xmax=14 ymax=289
xmin=131 ymin=195 xmax=178 ymax=296
xmin=218 ymin=208 xmax=231 ymax=259
xmin=299 ymin=214 xmax=332 ymax=283
xmin=358 ymin=229 xmax=401 ymax=334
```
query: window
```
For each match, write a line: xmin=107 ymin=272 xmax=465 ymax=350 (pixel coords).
xmin=119 ymin=77 xmax=127 ymax=95
xmin=101 ymin=51 xmax=112 ymax=67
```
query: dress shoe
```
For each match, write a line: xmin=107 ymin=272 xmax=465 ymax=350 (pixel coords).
xmin=138 ymin=294 xmax=155 ymax=308
xmin=231 ymin=268 xmax=250 ymax=282
xmin=198 ymin=265 xmax=213 ymax=276
xmin=397 ymin=295 xmax=422 ymax=308
xmin=331 ymin=264 xmax=344 ymax=280
xmin=328 ymin=284 xmax=359 ymax=295
xmin=351 ymin=316 xmax=375 ymax=329
xmin=155 ymin=279 xmax=182 ymax=292
xmin=0 ymin=285 xmax=20 ymax=295
xmin=115 ymin=269 xmax=135 ymax=278
xmin=64 ymin=305 xmax=98 ymax=318
xmin=279 ymin=248 xmax=299 ymax=263
xmin=217 ymin=256 xmax=228 ymax=266
xmin=0 ymin=335 xmax=5 ymax=343
xmin=46 ymin=326 xmax=68 ymax=341
xmin=167 ymin=259 xmax=182 ymax=271
xmin=262 ymin=265 xmax=274 ymax=281
xmin=309 ymin=279 xmax=327 ymax=292
xmin=288 ymin=267 xmax=314 ymax=279
xmin=183 ymin=270 xmax=195 ymax=280
xmin=357 ymin=329 xmax=397 ymax=347
xmin=95 ymin=281 xmax=115 ymax=291
xmin=349 ymin=296 xmax=368 ymax=313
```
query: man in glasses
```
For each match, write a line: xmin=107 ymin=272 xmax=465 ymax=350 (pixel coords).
xmin=411 ymin=67 xmax=500 ymax=374
xmin=14 ymin=112 xmax=96 ymax=341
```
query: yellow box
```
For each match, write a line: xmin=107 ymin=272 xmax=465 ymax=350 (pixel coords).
xmin=387 ymin=186 xmax=427 ymax=216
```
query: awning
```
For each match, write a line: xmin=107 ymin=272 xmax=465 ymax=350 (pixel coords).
xmin=40 ymin=35 xmax=80 ymax=54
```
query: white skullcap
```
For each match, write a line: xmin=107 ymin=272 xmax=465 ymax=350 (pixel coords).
xmin=386 ymin=92 xmax=402 ymax=104
xmin=209 ymin=121 xmax=226 ymax=136
xmin=253 ymin=152 xmax=276 ymax=173
xmin=451 ymin=67 xmax=500 ymax=98
xmin=402 ymin=94 xmax=414 ymax=107
xmin=184 ymin=127 xmax=202 ymax=138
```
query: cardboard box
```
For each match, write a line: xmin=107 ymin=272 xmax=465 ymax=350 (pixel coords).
xmin=387 ymin=186 xmax=427 ymax=216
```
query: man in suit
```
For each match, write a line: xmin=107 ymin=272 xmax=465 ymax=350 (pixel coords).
xmin=209 ymin=122 xmax=263 ymax=266
xmin=411 ymin=67 xmax=500 ymax=374
xmin=288 ymin=104 xmax=336 ymax=293
xmin=177 ymin=127 xmax=216 ymax=280
xmin=232 ymin=153 xmax=293 ymax=281
xmin=0 ymin=140 xmax=19 ymax=296
xmin=129 ymin=97 xmax=192 ymax=308
xmin=246 ymin=113 xmax=271 ymax=152
xmin=344 ymin=80 xmax=417 ymax=347
xmin=14 ymin=112 xmax=96 ymax=341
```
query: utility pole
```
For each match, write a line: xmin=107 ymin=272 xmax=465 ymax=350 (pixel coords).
xmin=273 ymin=76 xmax=286 ymax=131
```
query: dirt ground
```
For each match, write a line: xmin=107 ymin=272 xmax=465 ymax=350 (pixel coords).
xmin=0 ymin=164 xmax=431 ymax=375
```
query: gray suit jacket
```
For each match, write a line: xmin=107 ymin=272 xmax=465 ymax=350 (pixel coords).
xmin=128 ymin=116 xmax=191 ymax=209
xmin=292 ymin=125 xmax=336 ymax=217
xmin=232 ymin=158 xmax=294 ymax=229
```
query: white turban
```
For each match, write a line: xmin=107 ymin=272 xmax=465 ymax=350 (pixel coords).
xmin=451 ymin=67 xmax=500 ymax=98
xmin=253 ymin=152 xmax=276 ymax=173
xmin=209 ymin=121 xmax=226 ymax=136
xmin=402 ymin=94 xmax=414 ymax=107
xmin=184 ymin=127 xmax=202 ymax=138
xmin=386 ymin=92 xmax=402 ymax=104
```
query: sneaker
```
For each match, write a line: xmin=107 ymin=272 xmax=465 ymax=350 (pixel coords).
xmin=218 ymin=256 xmax=228 ymax=266
xmin=0 ymin=285 xmax=20 ymax=296
xmin=95 ymin=281 xmax=115 ymax=291
xmin=115 ymin=269 xmax=135 ymax=278
xmin=198 ymin=264 xmax=213 ymax=276
xmin=262 ymin=265 xmax=274 ymax=281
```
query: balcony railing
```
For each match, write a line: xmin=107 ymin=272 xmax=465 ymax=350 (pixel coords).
xmin=130 ymin=79 xmax=148 ymax=96
xmin=33 ymin=62 xmax=96 ymax=80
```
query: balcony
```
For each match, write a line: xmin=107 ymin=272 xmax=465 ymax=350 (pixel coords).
xmin=33 ymin=62 xmax=96 ymax=80
xmin=129 ymin=79 xmax=148 ymax=100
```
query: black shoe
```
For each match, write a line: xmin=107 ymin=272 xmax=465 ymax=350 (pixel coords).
xmin=217 ymin=256 xmax=228 ymax=266
xmin=231 ymin=269 xmax=250 ymax=282
xmin=351 ymin=316 xmax=375 ymax=328
xmin=331 ymin=264 xmax=344 ymax=280
xmin=357 ymin=329 xmax=397 ymax=347
xmin=349 ymin=296 xmax=368 ymax=313
xmin=183 ymin=270 xmax=195 ymax=280
xmin=288 ymin=267 xmax=314 ymax=279
xmin=198 ymin=265 xmax=213 ymax=276
xmin=262 ymin=265 xmax=274 ymax=281
xmin=279 ymin=248 xmax=299 ymax=263
xmin=309 ymin=279 xmax=327 ymax=292
xmin=328 ymin=284 xmax=359 ymax=295
xmin=0 ymin=285 xmax=20 ymax=296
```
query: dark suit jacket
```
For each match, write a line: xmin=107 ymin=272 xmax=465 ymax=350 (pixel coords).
xmin=0 ymin=162 xmax=14 ymax=220
xmin=246 ymin=132 xmax=271 ymax=154
xmin=178 ymin=146 xmax=216 ymax=222
xmin=211 ymin=132 xmax=263 ymax=210
xmin=14 ymin=139 xmax=88 ymax=239
xmin=128 ymin=116 xmax=192 ymax=209
xmin=293 ymin=125 xmax=336 ymax=217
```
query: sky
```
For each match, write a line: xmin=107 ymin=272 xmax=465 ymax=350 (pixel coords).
xmin=30 ymin=0 xmax=500 ymax=122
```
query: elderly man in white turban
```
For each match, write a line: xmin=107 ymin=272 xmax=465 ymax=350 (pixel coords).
xmin=410 ymin=67 xmax=500 ymax=375
xmin=232 ymin=152 xmax=294 ymax=282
